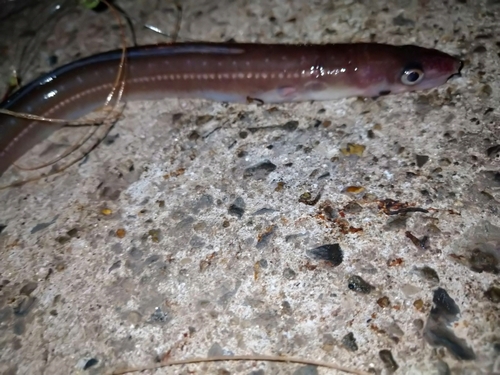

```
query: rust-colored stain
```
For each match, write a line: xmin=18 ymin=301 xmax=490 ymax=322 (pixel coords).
xmin=163 ymin=167 xmax=186 ymax=179
xmin=387 ymin=258 xmax=404 ymax=267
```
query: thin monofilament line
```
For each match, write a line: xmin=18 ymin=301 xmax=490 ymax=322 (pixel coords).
xmin=109 ymin=354 xmax=372 ymax=375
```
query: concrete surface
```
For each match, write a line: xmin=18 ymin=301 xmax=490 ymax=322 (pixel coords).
xmin=0 ymin=0 xmax=499 ymax=374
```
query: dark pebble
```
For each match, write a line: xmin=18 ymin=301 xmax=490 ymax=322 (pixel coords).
xmin=347 ymin=275 xmax=373 ymax=294
xmin=486 ymin=144 xmax=500 ymax=157
xmin=480 ymin=171 xmax=500 ymax=188
xmin=392 ymin=14 xmax=415 ymax=26
xmin=195 ymin=114 xmax=214 ymax=126
xmin=468 ymin=248 xmax=498 ymax=273
xmin=243 ymin=160 xmax=277 ymax=179
xmin=424 ymin=324 xmax=476 ymax=360
xmin=252 ymin=208 xmax=276 ymax=215
xmin=0 ymin=224 xmax=6 ymax=234
xmin=83 ymin=358 xmax=98 ymax=370
xmin=282 ymin=120 xmax=299 ymax=131
xmin=55 ymin=236 xmax=71 ymax=244
xmin=148 ymin=307 xmax=170 ymax=324
xmin=431 ymin=288 xmax=460 ymax=321
xmin=104 ymin=133 xmax=120 ymax=145
xmin=306 ymin=244 xmax=343 ymax=266
xmin=472 ymin=45 xmax=487 ymax=53
xmin=484 ymin=286 xmax=500 ymax=303
xmin=31 ymin=221 xmax=54 ymax=234
xmin=379 ymin=349 xmax=399 ymax=372
xmin=341 ymin=332 xmax=358 ymax=351
xmin=228 ymin=197 xmax=246 ymax=219
xmin=259 ymin=259 xmax=268 ymax=268
xmin=416 ymin=266 xmax=440 ymax=283
xmin=493 ymin=342 xmax=500 ymax=353
xmin=416 ymin=154 xmax=430 ymax=167
xmin=109 ymin=260 xmax=121 ymax=272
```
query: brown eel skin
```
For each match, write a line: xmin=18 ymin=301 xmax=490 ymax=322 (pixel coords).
xmin=0 ymin=42 xmax=462 ymax=177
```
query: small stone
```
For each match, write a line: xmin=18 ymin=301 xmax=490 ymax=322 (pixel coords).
xmin=413 ymin=299 xmax=425 ymax=311
xmin=415 ymin=266 xmax=440 ymax=283
xmin=416 ymin=154 xmax=430 ymax=167
xmin=306 ymin=244 xmax=343 ymax=266
xmin=344 ymin=186 xmax=365 ymax=194
xmin=484 ymin=286 xmax=500 ymax=303
xmin=195 ymin=114 xmax=214 ymax=125
xmin=341 ymin=332 xmax=358 ymax=351
xmin=148 ymin=229 xmax=161 ymax=243
xmin=116 ymin=228 xmax=126 ymax=238
xmin=55 ymin=236 xmax=71 ymax=244
xmin=413 ymin=319 xmax=424 ymax=330
xmin=83 ymin=358 xmax=98 ymax=370
xmin=101 ymin=208 xmax=112 ymax=216
xmin=282 ymin=120 xmax=299 ymax=131
xmin=379 ymin=350 xmax=399 ymax=373
xmin=431 ymin=288 xmax=460 ymax=320
xmin=377 ymin=296 xmax=391 ymax=308
xmin=392 ymin=14 xmax=415 ymax=26
xmin=228 ymin=197 xmax=246 ymax=219
xmin=340 ymin=143 xmax=365 ymax=156
xmin=148 ymin=307 xmax=170 ymax=323
xmin=243 ymin=160 xmax=277 ymax=179
xmin=347 ymin=275 xmax=373 ymax=294
xmin=468 ymin=248 xmax=498 ymax=273
xmin=283 ymin=268 xmax=297 ymax=280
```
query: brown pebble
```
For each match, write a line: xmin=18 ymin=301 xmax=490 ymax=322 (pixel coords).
xmin=116 ymin=228 xmax=126 ymax=238
xmin=377 ymin=296 xmax=391 ymax=308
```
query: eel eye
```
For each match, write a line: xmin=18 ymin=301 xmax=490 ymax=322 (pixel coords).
xmin=401 ymin=68 xmax=424 ymax=85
